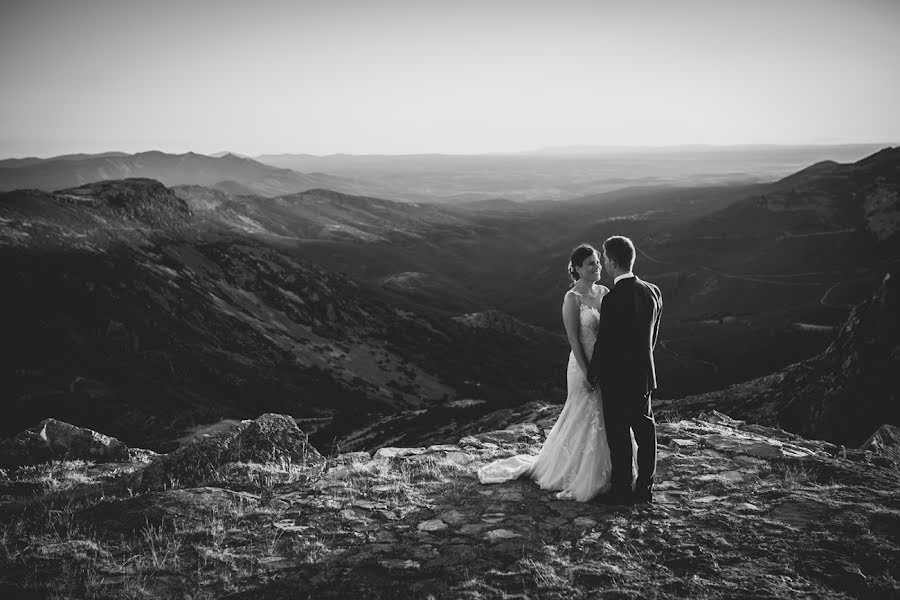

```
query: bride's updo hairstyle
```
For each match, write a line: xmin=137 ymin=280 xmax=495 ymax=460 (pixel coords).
xmin=568 ymin=243 xmax=598 ymax=283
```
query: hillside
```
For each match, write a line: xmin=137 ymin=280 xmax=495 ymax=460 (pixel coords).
xmin=297 ymin=263 xmax=896 ymax=454
xmin=0 ymin=179 xmax=566 ymax=450
xmin=2 ymin=147 xmax=898 ymax=451
xmin=173 ymin=186 xmax=481 ymax=243
xmin=0 ymin=412 xmax=897 ymax=598
xmin=503 ymin=148 xmax=900 ymax=396
xmin=657 ymin=270 xmax=899 ymax=446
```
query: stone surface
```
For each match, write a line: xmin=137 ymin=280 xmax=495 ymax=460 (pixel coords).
xmin=373 ymin=447 xmax=427 ymax=460
xmin=138 ymin=413 xmax=325 ymax=489
xmin=861 ymin=424 xmax=900 ymax=465
xmin=486 ymin=528 xmax=520 ymax=540
xmin=0 ymin=419 xmax=129 ymax=468
xmin=700 ymin=434 xmax=785 ymax=458
xmin=2 ymin=411 xmax=900 ymax=600
xmin=416 ymin=519 xmax=448 ymax=532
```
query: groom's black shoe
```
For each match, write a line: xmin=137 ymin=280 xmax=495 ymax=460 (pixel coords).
xmin=632 ymin=487 xmax=653 ymax=504
xmin=593 ymin=491 xmax=634 ymax=506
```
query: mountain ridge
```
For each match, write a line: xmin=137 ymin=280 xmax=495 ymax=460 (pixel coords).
xmin=2 ymin=147 xmax=899 ymax=451
xmin=0 ymin=178 xmax=566 ymax=450
xmin=0 ymin=151 xmax=367 ymax=198
xmin=657 ymin=270 xmax=899 ymax=445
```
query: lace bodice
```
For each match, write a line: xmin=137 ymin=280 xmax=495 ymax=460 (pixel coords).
xmin=578 ymin=302 xmax=600 ymax=361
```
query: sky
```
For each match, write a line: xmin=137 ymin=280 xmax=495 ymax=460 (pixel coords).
xmin=1 ymin=0 xmax=898 ymax=157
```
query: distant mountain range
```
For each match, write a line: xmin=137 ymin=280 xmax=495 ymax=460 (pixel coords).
xmin=1 ymin=144 xmax=889 ymax=204
xmin=253 ymin=144 xmax=891 ymax=202
xmin=0 ymin=151 xmax=370 ymax=198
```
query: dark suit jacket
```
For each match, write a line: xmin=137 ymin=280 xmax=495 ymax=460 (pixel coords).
xmin=587 ymin=275 xmax=662 ymax=396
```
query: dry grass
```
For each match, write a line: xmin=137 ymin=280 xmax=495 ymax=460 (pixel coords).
xmin=771 ymin=460 xmax=822 ymax=487
xmin=0 ymin=457 xmax=336 ymax=599
xmin=326 ymin=452 xmax=475 ymax=510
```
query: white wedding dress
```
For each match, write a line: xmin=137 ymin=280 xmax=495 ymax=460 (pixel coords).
xmin=478 ymin=302 xmax=613 ymax=502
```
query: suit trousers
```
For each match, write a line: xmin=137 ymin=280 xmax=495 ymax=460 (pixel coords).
xmin=601 ymin=388 xmax=657 ymax=495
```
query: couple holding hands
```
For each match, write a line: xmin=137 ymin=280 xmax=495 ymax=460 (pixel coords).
xmin=479 ymin=235 xmax=663 ymax=505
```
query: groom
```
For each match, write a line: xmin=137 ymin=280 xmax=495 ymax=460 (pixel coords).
xmin=587 ymin=235 xmax=663 ymax=505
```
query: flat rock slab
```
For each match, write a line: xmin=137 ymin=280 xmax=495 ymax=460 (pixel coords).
xmin=701 ymin=434 xmax=784 ymax=458
xmin=497 ymin=491 xmax=525 ymax=502
xmin=331 ymin=451 xmax=371 ymax=465
xmin=486 ymin=529 xmax=520 ymax=540
xmin=374 ymin=447 xmax=426 ymax=459
xmin=696 ymin=470 xmax=744 ymax=483
xmin=443 ymin=451 xmax=475 ymax=465
xmin=439 ymin=510 xmax=467 ymax=525
xmin=654 ymin=492 xmax=682 ymax=504
xmin=426 ymin=445 xmax=461 ymax=452
xmin=670 ymin=438 xmax=699 ymax=450
xmin=273 ymin=521 xmax=312 ymax=533
xmin=769 ymin=499 xmax=831 ymax=528
xmin=690 ymin=495 xmax=721 ymax=504
xmin=417 ymin=519 xmax=448 ymax=532
xmin=379 ymin=559 xmax=420 ymax=571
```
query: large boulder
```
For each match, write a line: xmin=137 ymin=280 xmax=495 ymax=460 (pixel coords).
xmin=861 ymin=424 xmax=900 ymax=466
xmin=138 ymin=413 xmax=326 ymax=490
xmin=0 ymin=418 xmax=130 ymax=468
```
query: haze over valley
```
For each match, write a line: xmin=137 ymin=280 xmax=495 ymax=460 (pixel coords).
xmin=1 ymin=145 xmax=898 ymax=452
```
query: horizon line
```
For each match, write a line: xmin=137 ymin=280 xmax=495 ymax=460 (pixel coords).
xmin=1 ymin=141 xmax=897 ymax=162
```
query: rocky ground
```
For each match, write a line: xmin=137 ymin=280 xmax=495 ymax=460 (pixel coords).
xmin=1 ymin=412 xmax=899 ymax=599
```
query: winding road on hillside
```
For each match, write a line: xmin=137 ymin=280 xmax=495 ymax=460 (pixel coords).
xmin=636 ymin=246 xmax=834 ymax=287
xmin=657 ymin=340 xmax=719 ymax=372
xmin=637 ymin=242 xmax=848 ymax=373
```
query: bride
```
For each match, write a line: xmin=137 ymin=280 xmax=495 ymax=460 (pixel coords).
xmin=478 ymin=244 xmax=613 ymax=501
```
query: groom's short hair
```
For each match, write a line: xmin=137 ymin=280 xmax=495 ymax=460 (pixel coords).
xmin=603 ymin=236 xmax=636 ymax=271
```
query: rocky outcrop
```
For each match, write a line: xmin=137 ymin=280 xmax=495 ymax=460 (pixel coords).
xmin=0 ymin=418 xmax=129 ymax=468
xmin=1 ymin=411 xmax=897 ymax=599
xmin=137 ymin=413 xmax=326 ymax=490
xmin=861 ymin=424 xmax=900 ymax=466
xmin=662 ymin=271 xmax=900 ymax=446
xmin=55 ymin=178 xmax=192 ymax=229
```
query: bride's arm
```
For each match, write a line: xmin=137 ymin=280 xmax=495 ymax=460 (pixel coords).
xmin=562 ymin=292 xmax=591 ymax=378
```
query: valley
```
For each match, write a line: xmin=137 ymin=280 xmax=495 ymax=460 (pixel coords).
xmin=1 ymin=146 xmax=898 ymax=453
